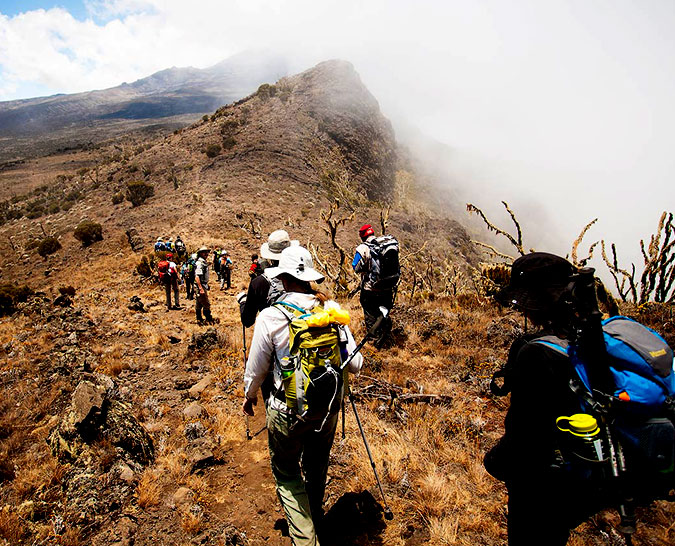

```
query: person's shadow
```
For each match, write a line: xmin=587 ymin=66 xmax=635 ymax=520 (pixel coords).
xmin=319 ymin=490 xmax=387 ymax=545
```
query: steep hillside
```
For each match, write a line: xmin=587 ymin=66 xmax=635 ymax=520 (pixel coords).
xmin=0 ymin=59 xmax=477 ymax=288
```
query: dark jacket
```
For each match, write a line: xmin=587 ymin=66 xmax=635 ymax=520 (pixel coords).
xmin=240 ymin=274 xmax=272 ymax=328
xmin=485 ymin=332 xmax=607 ymax=545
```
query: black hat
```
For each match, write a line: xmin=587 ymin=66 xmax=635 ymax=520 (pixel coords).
xmin=497 ymin=252 xmax=575 ymax=311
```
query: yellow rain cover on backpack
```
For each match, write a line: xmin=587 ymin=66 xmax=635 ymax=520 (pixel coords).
xmin=275 ymin=301 xmax=350 ymax=421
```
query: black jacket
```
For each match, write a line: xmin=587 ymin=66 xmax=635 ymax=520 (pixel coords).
xmin=240 ymin=274 xmax=271 ymax=328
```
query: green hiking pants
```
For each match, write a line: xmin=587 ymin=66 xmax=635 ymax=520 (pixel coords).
xmin=267 ymin=406 xmax=339 ymax=546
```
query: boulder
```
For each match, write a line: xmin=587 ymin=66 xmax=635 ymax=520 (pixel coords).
xmin=172 ymin=487 xmax=195 ymax=507
xmin=183 ymin=402 xmax=204 ymax=420
xmin=188 ymin=374 xmax=213 ymax=398
xmin=184 ymin=421 xmax=207 ymax=441
xmin=48 ymin=376 xmax=154 ymax=465
xmin=125 ymin=229 xmax=144 ymax=252
xmin=187 ymin=327 xmax=220 ymax=353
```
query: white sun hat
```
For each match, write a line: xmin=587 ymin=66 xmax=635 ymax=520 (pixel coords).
xmin=260 ymin=229 xmax=299 ymax=260
xmin=264 ymin=246 xmax=325 ymax=283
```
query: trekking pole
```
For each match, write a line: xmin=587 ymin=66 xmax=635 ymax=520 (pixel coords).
xmin=339 ymin=307 xmax=389 ymax=373
xmin=341 ymin=399 xmax=346 ymax=440
xmin=243 ymin=324 xmax=252 ymax=441
xmin=347 ymin=386 xmax=394 ymax=520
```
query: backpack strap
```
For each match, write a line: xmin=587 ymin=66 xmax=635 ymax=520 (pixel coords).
xmin=490 ymin=335 xmax=570 ymax=396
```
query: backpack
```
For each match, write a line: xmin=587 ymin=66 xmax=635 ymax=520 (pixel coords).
xmin=366 ymin=235 xmax=400 ymax=290
xmin=273 ymin=301 xmax=351 ymax=429
xmin=532 ymin=316 xmax=675 ymax=498
xmin=157 ymin=260 xmax=170 ymax=283
xmin=264 ymin=274 xmax=284 ymax=306
xmin=175 ymin=240 xmax=186 ymax=253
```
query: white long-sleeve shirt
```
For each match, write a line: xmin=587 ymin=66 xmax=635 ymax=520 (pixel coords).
xmin=244 ymin=292 xmax=363 ymax=413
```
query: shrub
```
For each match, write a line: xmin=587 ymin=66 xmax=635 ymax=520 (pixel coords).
xmin=64 ymin=190 xmax=82 ymax=202
xmin=136 ymin=256 xmax=153 ymax=277
xmin=47 ymin=202 xmax=61 ymax=214
xmin=222 ymin=136 xmax=236 ymax=150
xmin=24 ymin=239 xmax=40 ymax=251
xmin=125 ymin=181 xmax=155 ymax=207
xmin=0 ymin=283 xmax=34 ymax=316
xmin=256 ymin=83 xmax=277 ymax=101
xmin=204 ymin=143 xmax=221 ymax=158
xmin=220 ymin=119 xmax=239 ymax=135
xmin=73 ymin=220 xmax=103 ymax=247
xmin=112 ymin=192 xmax=124 ymax=205
xmin=60 ymin=200 xmax=74 ymax=211
xmin=58 ymin=286 xmax=76 ymax=296
xmin=37 ymin=236 xmax=61 ymax=257
xmin=5 ymin=208 xmax=22 ymax=220
xmin=26 ymin=206 xmax=44 ymax=219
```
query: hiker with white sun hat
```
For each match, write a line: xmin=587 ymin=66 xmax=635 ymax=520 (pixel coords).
xmin=243 ymin=244 xmax=362 ymax=546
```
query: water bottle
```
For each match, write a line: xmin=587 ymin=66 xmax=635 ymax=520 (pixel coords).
xmin=556 ymin=413 xmax=606 ymax=463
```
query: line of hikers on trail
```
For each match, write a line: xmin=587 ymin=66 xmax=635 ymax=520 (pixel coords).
xmin=151 ymin=224 xmax=674 ymax=546
xmin=154 ymin=237 xmax=237 ymax=323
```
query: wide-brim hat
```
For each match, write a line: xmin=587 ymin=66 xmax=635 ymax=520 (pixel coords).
xmin=496 ymin=252 xmax=575 ymax=311
xmin=260 ymin=229 xmax=299 ymax=260
xmin=264 ymin=246 xmax=324 ymax=283
xmin=197 ymin=246 xmax=210 ymax=254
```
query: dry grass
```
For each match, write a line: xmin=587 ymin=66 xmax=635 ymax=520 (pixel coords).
xmin=0 ymin=508 xmax=28 ymax=543
xmin=180 ymin=511 xmax=203 ymax=535
xmin=136 ymin=469 xmax=162 ymax=509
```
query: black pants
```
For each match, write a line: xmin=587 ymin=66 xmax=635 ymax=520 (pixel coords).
xmin=360 ymin=289 xmax=393 ymax=346
xmin=185 ymin=278 xmax=194 ymax=300
xmin=164 ymin=277 xmax=179 ymax=309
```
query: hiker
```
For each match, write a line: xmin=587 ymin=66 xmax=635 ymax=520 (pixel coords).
xmin=175 ymin=236 xmax=187 ymax=259
xmin=183 ymin=253 xmax=197 ymax=300
xmin=484 ymin=253 xmax=611 ymax=545
xmin=194 ymin=246 xmax=215 ymax=325
xmin=242 ymin=245 xmax=363 ymax=546
xmin=220 ymin=251 xmax=233 ymax=290
xmin=238 ymin=230 xmax=298 ymax=328
xmin=159 ymin=253 xmax=180 ymax=311
xmin=352 ymin=224 xmax=399 ymax=348
xmin=238 ymin=230 xmax=299 ymax=404
xmin=154 ymin=237 xmax=165 ymax=252
xmin=249 ymin=253 xmax=263 ymax=279
xmin=165 ymin=237 xmax=175 ymax=253
xmin=213 ymin=248 xmax=222 ymax=283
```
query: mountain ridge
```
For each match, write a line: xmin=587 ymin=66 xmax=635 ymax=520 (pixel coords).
xmin=0 ymin=51 xmax=290 ymax=161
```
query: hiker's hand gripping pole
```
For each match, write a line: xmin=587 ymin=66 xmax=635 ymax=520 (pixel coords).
xmin=339 ymin=307 xmax=389 ymax=372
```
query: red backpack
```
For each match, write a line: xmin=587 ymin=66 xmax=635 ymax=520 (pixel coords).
xmin=157 ymin=260 xmax=170 ymax=283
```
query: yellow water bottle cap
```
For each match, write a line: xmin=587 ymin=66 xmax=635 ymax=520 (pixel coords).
xmin=556 ymin=413 xmax=600 ymax=437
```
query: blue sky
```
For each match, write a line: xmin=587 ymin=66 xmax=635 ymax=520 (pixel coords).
xmin=0 ymin=1 xmax=88 ymax=20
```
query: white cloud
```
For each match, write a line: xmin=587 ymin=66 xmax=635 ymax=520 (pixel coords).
xmin=0 ymin=0 xmax=674 ymax=275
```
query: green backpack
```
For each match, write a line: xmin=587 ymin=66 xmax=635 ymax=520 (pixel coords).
xmin=273 ymin=301 xmax=350 ymax=426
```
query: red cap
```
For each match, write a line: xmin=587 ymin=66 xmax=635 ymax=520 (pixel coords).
xmin=166 ymin=253 xmax=173 ymax=259
xmin=359 ymin=224 xmax=374 ymax=238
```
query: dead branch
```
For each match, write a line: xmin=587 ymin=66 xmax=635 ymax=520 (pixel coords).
xmin=601 ymin=241 xmax=638 ymax=303
xmin=470 ymin=240 xmax=514 ymax=262
xmin=466 ymin=201 xmax=526 ymax=256
xmin=639 ymin=212 xmax=675 ymax=303
xmin=571 ymin=218 xmax=598 ymax=267
xmin=380 ymin=207 xmax=390 ymax=235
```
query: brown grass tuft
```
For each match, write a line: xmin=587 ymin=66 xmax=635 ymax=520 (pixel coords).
xmin=136 ymin=469 xmax=162 ymax=509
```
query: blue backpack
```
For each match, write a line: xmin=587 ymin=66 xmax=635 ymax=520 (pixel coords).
xmin=534 ymin=316 xmax=675 ymax=494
